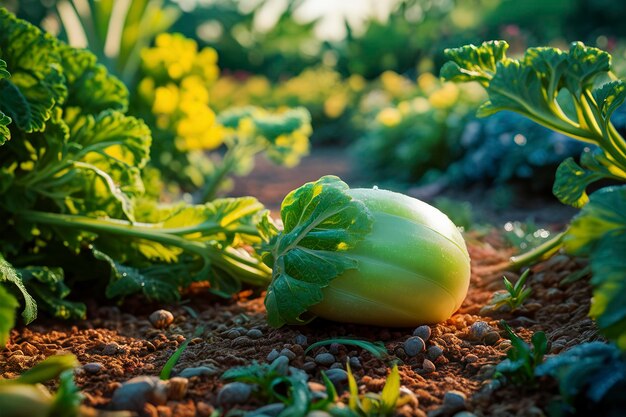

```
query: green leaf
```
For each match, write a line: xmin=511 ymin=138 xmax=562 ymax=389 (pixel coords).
xmin=554 ymin=149 xmax=626 ymax=208
xmin=0 ymin=8 xmax=66 ymax=132
xmin=565 ymin=42 xmax=611 ymax=98
xmin=10 ymin=354 xmax=78 ymax=385
xmin=380 ymin=365 xmax=400 ymax=415
xmin=593 ymin=80 xmax=626 ymax=121
xmin=564 ymin=186 xmax=626 ymax=255
xmin=523 ymin=47 xmax=568 ymax=101
xmin=0 ymin=253 xmax=37 ymax=324
xmin=264 ymin=176 xmax=373 ymax=327
xmin=93 ymin=249 xmax=182 ymax=303
xmin=49 ymin=369 xmax=82 ymax=417
xmin=0 ymin=59 xmax=11 ymax=145
xmin=304 ymin=338 xmax=388 ymax=359
xmin=19 ymin=266 xmax=86 ymax=320
xmin=59 ymin=44 xmax=128 ymax=114
xmin=564 ymin=186 xmax=626 ymax=347
xmin=441 ymin=40 xmax=509 ymax=86
xmin=0 ymin=284 xmax=19 ymax=347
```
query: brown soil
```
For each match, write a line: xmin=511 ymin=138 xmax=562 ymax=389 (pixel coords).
xmin=0 ymin=151 xmax=601 ymax=417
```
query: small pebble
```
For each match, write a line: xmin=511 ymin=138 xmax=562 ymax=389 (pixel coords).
xmin=404 ymin=336 xmax=425 ymax=356
xmin=443 ymin=390 xmax=466 ymax=411
xmin=294 ymin=334 xmax=308 ymax=346
xmin=453 ymin=413 xmax=478 ymax=417
xmin=329 ymin=343 xmax=341 ymax=355
xmin=308 ymin=382 xmax=326 ymax=392
xmin=413 ymin=325 xmax=431 ymax=341
xmin=422 ymin=359 xmax=436 ymax=373
xmin=149 ymin=309 xmax=174 ymax=329
xmin=226 ymin=329 xmax=242 ymax=340
xmin=166 ymin=377 xmax=188 ymax=400
xmin=427 ymin=345 xmax=444 ymax=360
xmin=110 ymin=376 xmax=168 ymax=411
xmin=178 ymin=366 xmax=218 ymax=378
xmin=102 ymin=342 xmax=121 ymax=356
xmin=302 ymin=362 xmax=317 ymax=372
xmin=469 ymin=321 xmax=492 ymax=340
xmin=314 ymin=353 xmax=336 ymax=366
xmin=279 ymin=348 xmax=296 ymax=361
xmin=247 ymin=329 xmax=263 ymax=339
xmin=484 ymin=331 xmax=501 ymax=345
xmin=325 ymin=368 xmax=348 ymax=386
xmin=348 ymin=357 xmax=362 ymax=369
xmin=83 ymin=362 xmax=103 ymax=374
xmin=272 ymin=356 xmax=290 ymax=375
xmin=330 ymin=362 xmax=343 ymax=369
xmin=266 ymin=349 xmax=280 ymax=362
xmin=217 ymin=382 xmax=252 ymax=405
xmin=464 ymin=354 xmax=478 ymax=363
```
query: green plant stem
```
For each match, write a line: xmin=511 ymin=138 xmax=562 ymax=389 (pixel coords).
xmin=19 ymin=210 xmax=272 ymax=287
xmin=508 ymin=231 xmax=565 ymax=270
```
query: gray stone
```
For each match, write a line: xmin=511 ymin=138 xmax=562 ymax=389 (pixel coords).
xmin=294 ymin=334 xmax=308 ymax=346
xmin=329 ymin=343 xmax=341 ymax=355
xmin=469 ymin=321 xmax=492 ymax=340
xmin=217 ymin=382 xmax=252 ymax=405
xmin=422 ymin=359 xmax=436 ymax=373
xmin=83 ymin=362 xmax=103 ymax=374
xmin=266 ymin=349 xmax=280 ymax=362
xmin=427 ymin=345 xmax=444 ymax=360
xmin=453 ymin=413 xmax=478 ymax=417
xmin=348 ymin=357 xmax=362 ymax=369
xmin=484 ymin=331 xmax=501 ymax=345
xmin=279 ymin=348 xmax=296 ymax=361
xmin=149 ymin=309 xmax=174 ymax=329
xmin=178 ymin=366 xmax=219 ymax=378
xmin=325 ymin=368 xmax=348 ymax=386
xmin=302 ymin=361 xmax=317 ymax=372
xmin=247 ymin=329 xmax=263 ymax=339
xmin=226 ymin=329 xmax=242 ymax=339
xmin=443 ymin=390 xmax=466 ymax=411
xmin=404 ymin=336 xmax=425 ymax=356
xmin=102 ymin=342 xmax=122 ymax=356
xmin=413 ymin=325 xmax=432 ymax=341
xmin=110 ymin=376 xmax=168 ymax=411
xmin=314 ymin=353 xmax=336 ymax=366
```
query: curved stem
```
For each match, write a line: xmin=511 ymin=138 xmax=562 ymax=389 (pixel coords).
xmin=508 ymin=231 xmax=566 ymax=270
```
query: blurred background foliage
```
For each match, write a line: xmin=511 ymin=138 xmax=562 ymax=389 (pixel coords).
xmin=4 ymin=0 xmax=626 ymax=198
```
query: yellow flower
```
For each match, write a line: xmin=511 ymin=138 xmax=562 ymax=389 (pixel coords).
xmin=348 ymin=74 xmax=366 ymax=92
xmin=153 ymin=84 xmax=179 ymax=115
xmin=380 ymin=71 xmax=410 ymax=97
xmin=237 ymin=117 xmax=256 ymax=137
xmin=181 ymin=75 xmax=210 ymax=104
xmin=377 ymin=107 xmax=402 ymax=127
xmin=417 ymin=72 xmax=438 ymax=93
xmin=429 ymin=83 xmax=460 ymax=109
xmin=324 ymin=93 xmax=348 ymax=119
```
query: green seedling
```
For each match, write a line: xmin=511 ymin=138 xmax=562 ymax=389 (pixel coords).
xmin=485 ymin=269 xmax=532 ymax=312
xmin=160 ymin=327 xmax=204 ymax=380
xmin=495 ymin=321 xmax=548 ymax=386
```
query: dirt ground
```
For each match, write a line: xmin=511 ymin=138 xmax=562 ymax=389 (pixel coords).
xmin=0 ymin=151 xmax=600 ymax=417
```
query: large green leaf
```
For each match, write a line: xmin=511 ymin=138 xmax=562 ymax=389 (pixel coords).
xmin=59 ymin=44 xmax=128 ymax=114
xmin=19 ymin=266 xmax=86 ymax=320
xmin=0 ymin=253 xmax=36 ymax=324
xmin=552 ymin=149 xmax=624 ymax=208
xmin=264 ymin=176 xmax=373 ymax=327
xmin=0 ymin=59 xmax=11 ymax=144
xmin=0 ymin=284 xmax=18 ymax=347
xmin=440 ymin=40 xmax=509 ymax=86
xmin=593 ymin=80 xmax=626 ymax=122
xmin=565 ymin=186 xmax=626 ymax=348
xmin=0 ymin=8 xmax=66 ymax=132
xmin=565 ymin=42 xmax=611 ymax=98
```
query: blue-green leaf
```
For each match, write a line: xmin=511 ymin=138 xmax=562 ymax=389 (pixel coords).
xmin=264 ymin=176 xmax=373 ymax=327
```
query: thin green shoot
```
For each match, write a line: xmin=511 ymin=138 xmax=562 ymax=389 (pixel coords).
xmin=304 ymin=338 xmax=388 ymax=359
xmin=160 ymin=327 xmax=204 ymax=380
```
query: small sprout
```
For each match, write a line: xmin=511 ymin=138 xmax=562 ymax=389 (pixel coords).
xmin=484 ymin=269 xmax=532 ymax=312
xmin=495 ymin=321 xmax=547 ymax=386
xmin=159 ymin=327 xmax=204 ymax=380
